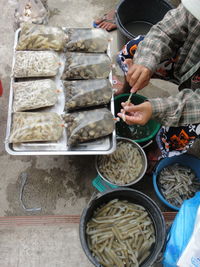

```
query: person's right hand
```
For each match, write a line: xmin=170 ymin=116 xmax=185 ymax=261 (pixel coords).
xmin=117 ymin=101 xmax=153 ymax=125
xmin=125 ymin=61 xmax=152 ymax=93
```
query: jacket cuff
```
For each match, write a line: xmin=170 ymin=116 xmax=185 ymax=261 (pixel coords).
xmin=148 ymin=98 xmax=167 ymax=118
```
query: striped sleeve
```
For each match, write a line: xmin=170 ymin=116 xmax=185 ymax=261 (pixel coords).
xmin=149 ymin=89 xmax=200 ymax=126
xmin=133 ymin=4 xmax=189 ymax=72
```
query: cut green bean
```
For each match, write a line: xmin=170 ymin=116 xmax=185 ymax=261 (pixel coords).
xmin=86 ymin=199 xmax=155 ymax=267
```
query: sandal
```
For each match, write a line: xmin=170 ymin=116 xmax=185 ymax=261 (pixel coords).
xmin=93 ymin=10 xmax=117 ymax=32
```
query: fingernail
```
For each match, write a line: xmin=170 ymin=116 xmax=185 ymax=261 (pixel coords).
xmin=131 ymin=88 xmax=137 ymax=93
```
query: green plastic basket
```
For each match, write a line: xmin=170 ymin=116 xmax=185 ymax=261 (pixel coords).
xmin=114 ymin=93 xmax=160 ymax=144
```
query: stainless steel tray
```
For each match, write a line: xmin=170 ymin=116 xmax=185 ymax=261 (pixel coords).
xmin=5 ymin=28 xmax=116 ymax=155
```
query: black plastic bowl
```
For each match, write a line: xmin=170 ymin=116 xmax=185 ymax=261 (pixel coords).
xmin=116 ymin=0 xmax=173 ymax=40
xmin=79 ymin=188 xmax=166 ymax=267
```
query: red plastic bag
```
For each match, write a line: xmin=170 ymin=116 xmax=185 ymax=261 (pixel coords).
xmin=0 ymin=80 xmax=3 ymax=97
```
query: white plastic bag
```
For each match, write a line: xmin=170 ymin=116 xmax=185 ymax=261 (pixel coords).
xmin=13 ymin=79 xmax=58 ymax=111
xmin=17 ymin=23 xmax=65 ymax=51
xmin=13 ymin=51 xmax=60 ymax=78
xmin=63 ymin=79 xmax=112 ymax=111
xmin=62 ymin=52 xmax=111 ymax=80
xmin=163 ymin=192 xmax=200 ymax=267
xmin=64 ymin=28 xmax=109 ymax=53
xmin=9 ymin=112 xmax=63 ymax=143
xmin=177 ymin=205 xmax=200 ymax=267
xmin=62 ymin=108 xmax=115 ymax=146
xmin=14 ymin=0 xmax=48 ymax=28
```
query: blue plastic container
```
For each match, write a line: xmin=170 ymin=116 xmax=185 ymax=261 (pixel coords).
xmin=92 ymin=175 xmax=118 ymax=192
xmin=153 ymin=154 xmax=200 ymax=211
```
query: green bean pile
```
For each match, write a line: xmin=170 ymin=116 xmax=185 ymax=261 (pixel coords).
xmin=9 ymin=112 xmax=63 ymax=143
xmin=158 ymin=164 xmax=200 ymax=207
xmin=98 ymin=141 xmax=143 ymax=185
xmin=17 ymin=24 xmax=65 ymax=51
xmin=86 ymin=199 xmax=155 ymax=267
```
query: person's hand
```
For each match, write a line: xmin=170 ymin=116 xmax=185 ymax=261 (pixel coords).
xmin=117 ymin=101 xmax=153 ymax=125
xmin=125 ymin=62 xmax=152 ymax=93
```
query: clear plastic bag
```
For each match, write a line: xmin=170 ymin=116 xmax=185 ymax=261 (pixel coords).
xmin=163 ymin=192 xmax=200 ymax=267
xmin=62 ymin=108 xmax=115 ymax=146
xmin=62 ymin=52 xmax=111 ymax=80
xmin=13 ymin=79 xmax=58 ymax=112
xmin=64 ymin=28 xmax=109 ymax=53
xmin=177 ymin=206 xmax=200 ymax=267
xmin=63 ymin=79 xmax=112 ymax=111
xmin=9 ymin=112 xmax=63 ymax=143
xmin=13 ymin=51 xmax=60 ymax=78
xmin=17 ymin=23 xmax=66 ymax=51
xmin=14 ymin=0 xmax=48 ymax=28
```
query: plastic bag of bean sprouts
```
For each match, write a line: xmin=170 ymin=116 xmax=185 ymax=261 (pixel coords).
xmin=62 ymin=108 xmax=115 ymax=146
xmin=9 ymin=112 xmax=63 ymax=143
xmin=17 ymin=23 xmax=66 ymax=51
xmin=64 ymin=28 xmax=109 ymax=53
xmin=163 ymin=192 xmax=200 ymax=267
xmin=62 ymin=52 xmax=111 ymax=80
xmin=13 ymin=51 xmax=60 ymax=78
xmin=63 ymin=79 xmax=112 ymax=111
xmin=13 ymin=79 xmax=58 ymax=112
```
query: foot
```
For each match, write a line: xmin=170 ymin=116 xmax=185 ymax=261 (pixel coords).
xmin=94 ymin=9 xmax=117 ymax=31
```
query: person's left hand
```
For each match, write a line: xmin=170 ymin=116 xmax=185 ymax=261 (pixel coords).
xmin=117 ymin=101 xmax=153 ymax=125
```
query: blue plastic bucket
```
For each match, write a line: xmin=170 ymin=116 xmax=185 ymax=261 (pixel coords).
xmin=153 ymin=154 xmax=200 ymax=211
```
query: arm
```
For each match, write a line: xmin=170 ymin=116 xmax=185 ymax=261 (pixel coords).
xmin=126 ymin=4 xmax=190 ymax=92
xmin=133 ymin=3 xmax=189 ymax=72
xmin=150 ymin=89 xmax=200 ymax=126
xmin=118 ymin=89 xmax=200 ymax=127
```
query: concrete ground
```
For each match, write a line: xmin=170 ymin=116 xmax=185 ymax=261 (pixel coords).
xmin=0 ymin=0 xmax=181 ymax=266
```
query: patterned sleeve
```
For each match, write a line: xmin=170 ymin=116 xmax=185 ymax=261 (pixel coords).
xmin=133 ymin=4 xmax=189 ymax=72
xmin=149 ymin=89 xmax=200 ymax=126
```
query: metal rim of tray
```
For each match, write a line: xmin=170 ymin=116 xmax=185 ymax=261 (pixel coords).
xmin=5 ymin=28 xmax=116 ymax=155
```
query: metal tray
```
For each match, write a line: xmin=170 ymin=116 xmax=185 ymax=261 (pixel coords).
xmin=5 ymin=28 xmax=116 ymax=155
